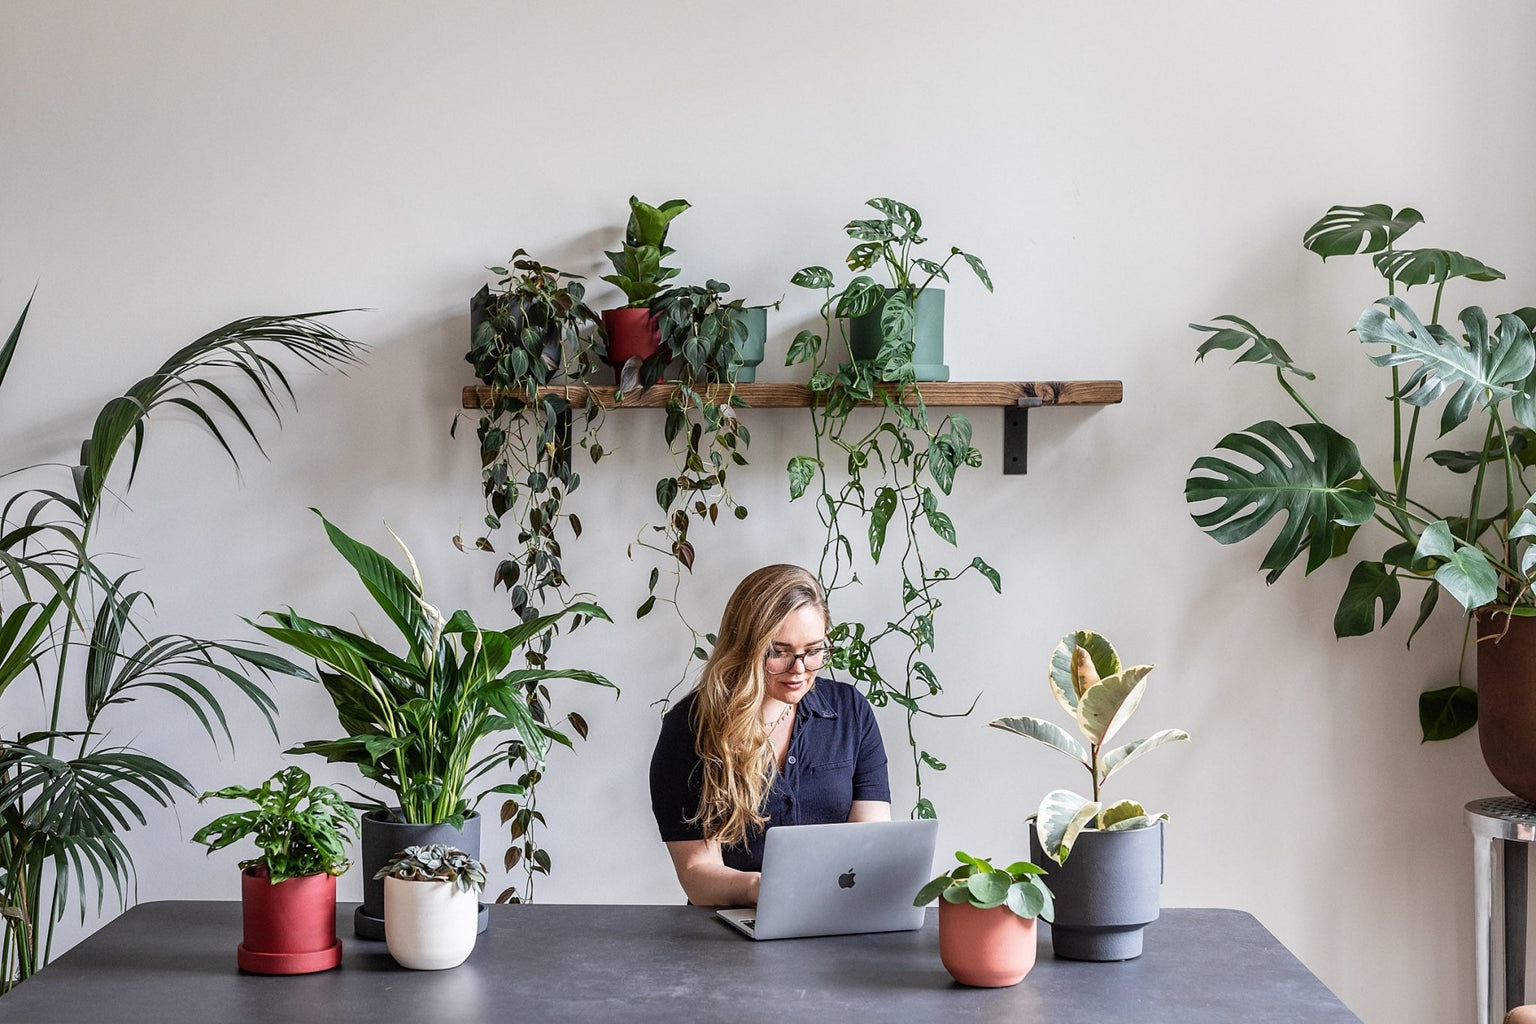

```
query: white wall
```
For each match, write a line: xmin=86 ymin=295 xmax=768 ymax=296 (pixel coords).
xmin=4 ymin=2 xmax=1534 ymax=1019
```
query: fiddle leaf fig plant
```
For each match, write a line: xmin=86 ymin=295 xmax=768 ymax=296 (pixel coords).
xmin=990 ymin=630 xmax=1188 ymax=865
xmin=1186 ymin=202 xmax=1536 ymax=740
xmin=914 ymin=851 xmax=1053 ymax=921
xmin=602 ymin=196 xmax=690 ymax=307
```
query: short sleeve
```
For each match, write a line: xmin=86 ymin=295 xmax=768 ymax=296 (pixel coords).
xmin=649 ymin=696 xmax=706 ymax=843
xmin=849 ymin=689 xmax=891 ymax=803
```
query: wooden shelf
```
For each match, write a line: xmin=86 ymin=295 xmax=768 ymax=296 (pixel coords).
xmin=461 ymin=380 xmax=1123 ymax=410
xmin=460 ymin=380 xmax=1121 ymax=475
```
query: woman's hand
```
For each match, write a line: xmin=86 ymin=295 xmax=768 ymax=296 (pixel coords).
xmin=664 ymin=838 xmax=762 ymax=907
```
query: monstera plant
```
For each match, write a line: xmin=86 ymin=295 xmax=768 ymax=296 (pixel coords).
xmin=1186 ymin=203 xmax=1536 ymax=741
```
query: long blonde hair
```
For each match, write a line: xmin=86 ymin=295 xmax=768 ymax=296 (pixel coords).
xmin=690 ymin=564 xmax=828 ymax=849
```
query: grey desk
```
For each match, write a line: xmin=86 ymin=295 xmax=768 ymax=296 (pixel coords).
xmin=0 ymin=902 xmax=1357 ymax=1022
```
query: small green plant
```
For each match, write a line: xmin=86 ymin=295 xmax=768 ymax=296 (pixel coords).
xmin=601 ymin=196 xmax=690 ymax=307
xmin=913 ymin=851 xmax=1054 ymax=921
xmin=374 ymin=844 xmax=486 ymax=895
xmin=192 ymin=766 xmax=358 ymax=882
xmin=990 ymin=630 xmax=1189 ymax=865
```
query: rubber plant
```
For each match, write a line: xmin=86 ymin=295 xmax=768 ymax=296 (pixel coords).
xmin=1185 ymin=203 xmax=1536 ymax=740
xmin=460 ymin=250 xmax=611 ymax=900
xmin=0 ymin=296 xmax=363 ymax=992
xmin=629 ymin=279 xmax=758 ymax=696
xmin=259 ymin=513 xmax=618 ymax=904
xmin=785 ymin=198 xmax=1000 ymax=818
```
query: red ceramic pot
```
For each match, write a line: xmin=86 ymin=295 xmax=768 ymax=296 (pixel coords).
xmin=1477 ymin=611 xmax=1536 ymax=803
xmin=237 ymin=866 xmax=342 ymax=975
xmin=937 ymin=899 xmax=1039 ymax=987
xmin=602 ymin=307 xmax=662 ymax=381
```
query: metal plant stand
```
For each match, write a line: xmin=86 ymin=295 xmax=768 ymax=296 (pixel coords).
xmin=1466 ymin=796 xmax=1536 ymax=1024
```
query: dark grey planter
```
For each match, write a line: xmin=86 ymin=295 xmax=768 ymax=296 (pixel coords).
xmin=848 ymin=287 xmax=948 ymax=381
xmin=1030 ymin=820 xmax=1163 ymax=961
xmin=355 ymin=809 xmax=488 ymax=939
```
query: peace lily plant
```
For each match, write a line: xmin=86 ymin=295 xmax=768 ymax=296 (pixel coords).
xmin=1185 ymin=203 xmax=1536 ymax=740
xmin=990 ymin=631 xmax=1188 ymax=864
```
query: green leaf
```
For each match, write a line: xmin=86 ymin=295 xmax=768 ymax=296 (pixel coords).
xmin=965 ymin=870 xmax=1012 ymax=908
xmin=787 ymin=456 xmax=819 ymax=501
xmin=1097 ymin=799 xmax=1147 ymax=829
xmin=1004 ymin=880 xmax=1047 ymax=919
xmin=1048 ymin=630 xmax=1119 ymax=715
xmin=1355 ymin=300 xmax=1532 ymax=436
xmin=1099 ymin=728 xmax=1190 ymax=783
xmin=1302 ymin=204 xmax=1423 ymax=259
xmin=1333 ymin=560 xmax=1402 ymax=638
xmin=1372 ymin=248 xmax=1504 ymax=289
xmin=0 ymin=288 xmax=33 ymax=393
xmin=1419 ymin=684 xmax=1477 ymax=741
xmin=786 ymin=330 xmax=820 ymax=366
xmin=1415 ymin=521 xmax=1499 ymax=610
xmin=988 ymin=715 xmax=1090 ymax=768
xmin=959 ymin=251 xmax=992 ymax=292
xmin=1187 ymin=421 xmax=1374 ymax=581
xmin=868 ymin=486 xmax=897 ymax=562
xmin=1076 ymin=665 xmax=1153 ymax=748
xmin=914 ymin=874 xmax=954 ymax=906
xmin=1035 ymin=789 xmax=1099 ymax=865
xmin=971 ymin=557 xmax=1001 ymax=593
xmin=1191 ymin=315 xmax=1314 ymax=379
xmin=791 ymin=266 xmax=835 ymax=290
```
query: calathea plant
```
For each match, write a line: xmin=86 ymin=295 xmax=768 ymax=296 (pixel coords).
xmin=786 ymin=198 xmax=1000 ymax=818
xmin=460 ymin=249 xmax=610 ymax=902
xmin=1185 ymin=203 xmax=1535 ymax=739
xmin=990 ymin=630 xmax=1189 ymax=864
xmin=0 ymin=296 xmax=363 ymax=992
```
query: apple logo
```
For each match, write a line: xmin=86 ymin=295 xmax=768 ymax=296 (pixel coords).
xmin=838 ymin=868 xmax=857 ymax=889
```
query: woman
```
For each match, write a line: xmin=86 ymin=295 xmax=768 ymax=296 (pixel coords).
xmin=648 ymin=564 xmax=891 ymax=906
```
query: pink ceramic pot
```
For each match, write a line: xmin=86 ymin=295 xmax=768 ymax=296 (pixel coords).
xmin=937 ymin=899 xmax=1038 ymax=987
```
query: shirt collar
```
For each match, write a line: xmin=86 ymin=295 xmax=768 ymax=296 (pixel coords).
xmin=796 ymin=679 xmax=840 ymax=720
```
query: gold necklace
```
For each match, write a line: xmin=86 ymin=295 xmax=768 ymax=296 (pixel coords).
xmin=763 ymin=701 xmax=793 ymax=734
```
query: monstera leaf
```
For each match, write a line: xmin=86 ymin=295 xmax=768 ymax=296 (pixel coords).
xmin=1191 ymin=315 xmax=1314 ymax=379
xmin=1355 ymin=299 xmax=1533 ymax=435
xmin=1371 ymin=248 xmax=1503 ymax=288
xmin=1302 ymin=204 xmax=1423 ymax=259
xmin=1186 ymin=421 xmax=1375 ymax=580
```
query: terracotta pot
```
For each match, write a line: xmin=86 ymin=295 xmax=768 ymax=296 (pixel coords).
xmin=383 ymin=876 xmax=479 ymax=970
xmin=237 ymin=867 xmax=342 ymax=975
xmin=602 ymin=307 xmax=662 ymax=381
xmin=937 ymin=899 xmax=1038 ymax=987
xmin=1477 ymin=611 xmax=1536 ymax=803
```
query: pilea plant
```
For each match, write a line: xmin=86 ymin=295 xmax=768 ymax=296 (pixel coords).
xmin=1184 ymin=203 xmax=1536 ymax=740
xmin=914 ymin=851 xmax=1054 ymax=921
xmin=460 ymin=250 xmax=612 ymax=904
xmin=990 ymin=630 xmax=1188 ymax=865
xmin=786 ymin=198 xmax=1000 ymax=819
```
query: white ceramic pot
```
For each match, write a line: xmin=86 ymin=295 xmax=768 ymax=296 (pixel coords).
xmin=383 ymin=876 xmax=479 ymax=970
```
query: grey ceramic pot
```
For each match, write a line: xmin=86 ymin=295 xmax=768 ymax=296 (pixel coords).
xmin=355 ymin=809 xmax=488 ymax=939
xmin=1030 ymin=820 xmax=1163 ymax=961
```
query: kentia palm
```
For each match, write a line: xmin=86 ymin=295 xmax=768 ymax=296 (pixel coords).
xmin=0 ymin=296 xmax=363 ymax=991
xmin=257 ymin=512 xmax=616 ymax=933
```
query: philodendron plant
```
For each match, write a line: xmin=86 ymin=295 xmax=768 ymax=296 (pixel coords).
xmin=990 ymin=631 xmax=1189 ymax=865
xmin=914 ymin=851 xmax=1054 ymax=921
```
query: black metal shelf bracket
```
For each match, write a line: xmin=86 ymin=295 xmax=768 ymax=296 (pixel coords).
xmin=1003 ymin=396 xmax=1044 ymax=475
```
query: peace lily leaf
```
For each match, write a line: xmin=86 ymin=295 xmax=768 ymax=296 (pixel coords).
xmin=1419 ymin=684 xmax=1477 ymax=741
xmin=1415 ymin=520 xmax=1499 ymax=610
xmin=1355 ymin=299 xmax=1532 ymax=436
xmin=1036 ymin=790 xmax=1099 ymax=865
xmin=1187 ymin=420 xmax=1374 ymax=580
xmin=1076 ymin=665 xmax=1152 ymax=748
xmin=1100 ymin=728 xmax=1191 ymax=783
xmin=1048 ymin=630 xmax=1119 ymax=715
xmin=1302 ymin=204 xmax=1423 ymax=259
xmin=1371 ymin=248 xmax=1504 ymax=289
xmin=1191 ymin=315 xmax=1314 ymax=379
xmin=988 ymin=715 xmax=1090 ymax=768
xmin=1097 ymin=799 xmax=1146 ymax=829
xmin=1333 ymin=560 xmax=1402 ymax=638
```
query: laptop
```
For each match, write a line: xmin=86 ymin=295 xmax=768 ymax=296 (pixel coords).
xmin=716 ymin=819 xmax=939 ymax=940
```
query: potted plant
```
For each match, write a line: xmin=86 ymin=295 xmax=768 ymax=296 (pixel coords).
xmin=1184 ymin=203 xmax=1536 ymax=795
xmin=989 ymin=630 xmax=1189 ymax=961
xmin=254 ymin=511 xmax=617 ymax=938
xmin=374 ymin=844 xmax=487 ymax=970
xmin=786 ymin=207 xmax=1000 ymax=818
xmin=836 ymin=197 xmax=991 ymax=382
xmin=192 ymin=766 xmax=358 ymax=975
xmin=913 ymin=851 xmax=1053 ymax=987
xmin=600 ymin=194 xmax=690 ymax=378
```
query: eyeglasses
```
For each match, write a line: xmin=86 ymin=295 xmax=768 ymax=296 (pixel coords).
xmin=763 ymin=645 xmax=833 ymax=673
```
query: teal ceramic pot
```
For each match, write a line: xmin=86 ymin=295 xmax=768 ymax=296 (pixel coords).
xmin=848 ymin=288 xmax=948 ymax=381
xmin=732 ymin=307 xmax=768 ymax=383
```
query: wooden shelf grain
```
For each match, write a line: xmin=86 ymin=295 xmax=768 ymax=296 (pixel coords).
xmin=461 ymin=380 xmax=1123 ymax=410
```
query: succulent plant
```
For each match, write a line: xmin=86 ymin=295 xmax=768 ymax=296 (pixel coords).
xmin=990 ymin=631 xmax=1189 ymax=865
xmin=913 ymin=851 xmax=1054 ymax=921
xmin=374 ymin=844 xmax=487 ymax=895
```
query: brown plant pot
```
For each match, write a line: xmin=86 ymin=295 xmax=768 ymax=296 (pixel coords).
xmin=937 ymin=900 xmax=1038 ymax=987
xmin=1477 ymin=611 xmax=1536 ymax=803
xmin=237 ymin=867 xmax=342 ymax=975
xmin=602 ymin=307 xmax=662 ymax=382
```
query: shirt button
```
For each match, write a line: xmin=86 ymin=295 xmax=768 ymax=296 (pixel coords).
xmin=787 ymin=755 xmax=796 ymax=765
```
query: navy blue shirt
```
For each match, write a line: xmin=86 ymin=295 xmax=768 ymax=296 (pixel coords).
xmin=648 ymin=678 xmax=891 ymax=872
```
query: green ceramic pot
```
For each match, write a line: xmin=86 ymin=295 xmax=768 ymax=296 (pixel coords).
xmin=848 ymin=287 xmax=948 ymax=382
xmin=732 ymin=307 xmax=768 ymax=383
